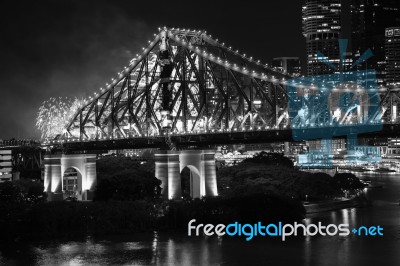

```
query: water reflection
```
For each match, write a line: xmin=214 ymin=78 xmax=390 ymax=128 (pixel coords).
xmin=0 ymin=173 xmax=400 ymax=265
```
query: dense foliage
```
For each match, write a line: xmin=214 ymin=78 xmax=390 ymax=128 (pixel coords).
xmin=0 ymin=179 xmax=47 ymax=203
xmin=94 ymin=156 xmax=161 ymax=201
xmin=332 ymin=172 xmax=366 ymax=194
xmin=218 ymin=153 xmax=365 ymax=200
xmin=242 ymin=151 xmax=294 ymax=168
xmin=0 ymin=153 xmax=366 ymax=242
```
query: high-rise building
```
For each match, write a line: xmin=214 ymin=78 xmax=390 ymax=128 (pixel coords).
xmin=385 ymin=27 xmax=400 ymax=87
xmin=302 ymin=0 xmax=347 ymax=76
xmin=351 ymin=0 xmax=400 ymax=86
xmin=0 ymin=150 xmax=12 ymax=182
xmin=272 ymin=57 xmax=302 ymax=77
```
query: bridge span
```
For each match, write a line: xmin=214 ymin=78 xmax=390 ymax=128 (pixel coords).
xmin=33 ymin=27 xmax=400 ymax=200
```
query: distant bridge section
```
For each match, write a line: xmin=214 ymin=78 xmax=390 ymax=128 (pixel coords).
xmin=0 ymin=139 xmax=44 ymax=180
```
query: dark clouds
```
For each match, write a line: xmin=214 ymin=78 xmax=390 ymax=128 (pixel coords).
xmin=0 ymin=0 xmax=304 ymax=139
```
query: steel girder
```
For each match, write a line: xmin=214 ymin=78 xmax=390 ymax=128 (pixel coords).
xmin=63 ymin=27 xmax=400 ymax=147
xmin=63 ymin=28 xmax=291 ymax=142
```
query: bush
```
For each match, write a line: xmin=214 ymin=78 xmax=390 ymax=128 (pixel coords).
xmin=333 ymin=173 xmax=366 ymax=194
xmin=0 ymin=182 xmax=23 ymax=203
xmin=94 ymin=170 xmax=161 ymax=201
xmin=218 ymin=162 xmax=341 ymax=200
xmin=0 ymin=180 xmax=46 ymax=203
xmin=94 ymin=157 xmax=161 ymax=201
xmin=242 ymin=152 xmax=294 ymax=168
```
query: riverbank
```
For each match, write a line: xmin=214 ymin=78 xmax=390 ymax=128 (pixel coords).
xmin=0 ymin=193 xmax=305 ymax=242
xmin=304 ymin=196 xmax=369 ymax=214
xmin=2 ymin=170 xmax=399 ymax=266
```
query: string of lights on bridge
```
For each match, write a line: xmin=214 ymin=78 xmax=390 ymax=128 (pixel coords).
xmin=72 ymin=26 xmax=389 ymax=112
xmin=63 ymin=26 xmax=391 ymax=139
xmin=49 ymin=119 xmax=388 ymax=145
xmin=64 ymin=26 xmax=295 ymax=127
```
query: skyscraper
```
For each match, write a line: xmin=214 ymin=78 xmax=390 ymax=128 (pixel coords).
xmin=351 ymin=0 xmax=400 ymax=86
xmin=385 ymin=27 xmax=400 ymax=87
xmin=302 ymin=0 xmax=346 ymax=76
xmin=272 ymin=57 xmax=302 ymax=77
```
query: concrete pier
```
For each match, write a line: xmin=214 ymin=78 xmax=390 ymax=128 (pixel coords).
xmin=154 ymin=150 xmax=218 ymax=199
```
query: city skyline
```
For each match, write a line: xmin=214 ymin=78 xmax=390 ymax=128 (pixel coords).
xmin=1 ymin=3 xmax=400 ymax=265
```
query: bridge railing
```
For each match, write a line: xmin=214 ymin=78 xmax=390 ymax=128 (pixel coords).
xmin=52 ymin=119 xmax=400 ymax=144
xmin=0 ymin=139 xmax=41 ymax=148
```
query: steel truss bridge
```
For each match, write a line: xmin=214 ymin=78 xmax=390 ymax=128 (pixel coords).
xmin=0 ymin=140 xmax=43 ymax=179
xmin=54 ymin=27 xmax=400 ymax=152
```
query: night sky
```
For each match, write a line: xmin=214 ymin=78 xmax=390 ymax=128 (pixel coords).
xmin=0 ymin=0 xmax=304 ymax=139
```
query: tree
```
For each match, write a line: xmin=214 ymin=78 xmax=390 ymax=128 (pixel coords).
xmin=242 ymin=152 xmax=294 ymax=168
xmin=0 ymin=180 xmax=46 ymax=203
xmin=217 ymin=158 xmax=341 ymax=200
xmin=0 ymin=182 xmax=22 ymax=203
xmin=14 ymin=179 xmax=47 ymax=203
xmin=333 ymin=173 xmax=366 ymax=195
xmin=94 ymin=157 xmax=161 ymax=201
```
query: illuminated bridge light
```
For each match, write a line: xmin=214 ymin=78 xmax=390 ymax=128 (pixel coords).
xmin=61 ymin=27 xmax=373 ymax=148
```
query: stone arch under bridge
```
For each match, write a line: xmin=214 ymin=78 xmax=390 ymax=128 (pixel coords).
xmin=154 ymin=150 xmax=218 ymax=199
xmin=44 ymin=154 xmax=97 ymax=201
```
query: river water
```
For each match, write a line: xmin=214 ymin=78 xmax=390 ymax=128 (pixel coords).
xmin=1 ymin=172 xmax=400 ymax=266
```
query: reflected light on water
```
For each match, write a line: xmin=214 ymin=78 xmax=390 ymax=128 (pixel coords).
xmin=341 ymin=208 xmax=349 ymax=225
xmin=151 ymin=231 xmax=159 ymax=264
xmin=1 ymin=173 xmax=400 ymax=265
